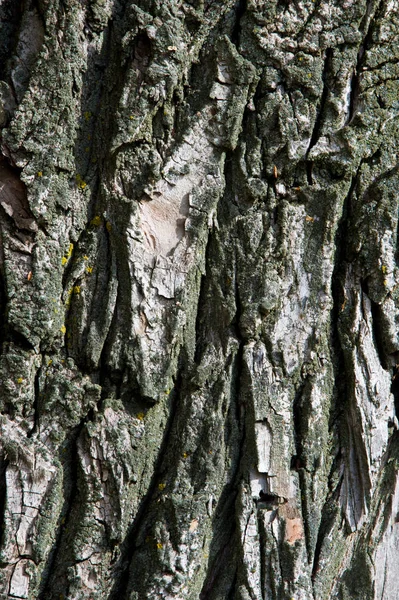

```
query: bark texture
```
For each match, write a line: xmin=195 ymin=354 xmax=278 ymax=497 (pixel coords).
xmin=0 ymin=0 xmax=399 ymax=598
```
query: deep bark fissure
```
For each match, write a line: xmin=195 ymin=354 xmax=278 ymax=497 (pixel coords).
xmin=26 ymin=366 xmax=40 ymax=438
xmin=0 ymin=0 xmax=24 ymax=82
xmin=308 ymin=174 xmax=358 ymax=581
xmin=257 ymin=511 xmax=267 ymax=600
xmin=0 ymin=455 xmax=9 ymax=553
xmin=347 ymin=0 xmax=385 ymax=124
xmin=367 ymin=290 xmax=388 ymax=371
xmin=231 ymin=0 xmax=247 ymax=48
xmin=199 ymin=332 xmax=246 ymax=598
xmin=305 ymin=47 xmax=333 ymax=185
xmin=329 ymin=172 xmax=358 ymax=426
xmin=194 ymin=228 xmax=217 ymax=365
xmin=292 ymin=378 xmax=315 ymax=564
xmin=390 ymin=369 xmax=399 ymax=421
xmin=107 ymin=369 xmax=183 ymax=600
xmin=36 ymin=423 xmax=86 ymax=599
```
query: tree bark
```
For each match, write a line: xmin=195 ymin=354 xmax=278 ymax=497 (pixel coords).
xmin=0 ymin=0 xmax=399 ymax=598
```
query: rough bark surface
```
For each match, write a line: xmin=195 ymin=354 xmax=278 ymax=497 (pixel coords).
xmin=0 ymin=0 xmax=399 ymax=598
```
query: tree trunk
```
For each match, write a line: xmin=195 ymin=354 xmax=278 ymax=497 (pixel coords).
xmin=0 ymin=0 xmax=398 ymax=598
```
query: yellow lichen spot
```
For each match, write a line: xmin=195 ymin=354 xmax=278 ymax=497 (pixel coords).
xmin=76 ymin=174 xmax=87 ymax=190
xmin=86 ymin=266 xmax=93 ymax=274
xmin=37 ymin=171 xmax=43 ymax=177
xmin=83 ymin=255 xmax=89 ymax=261
xmin=61 ymin=256 xmax=68 ymax=266
xmin=156 ymin=542 xmax=163 ymax=550
xmin=47 ymin=359 xmax=53 ymax=366
xmin=182 ymin=452 xmax=188 ymax=459
xmin=137 ymin=412 xmax=145 ymax=421
xmin=60 ymin=325 xmax=66 ymax=334
xmin=382 ymin=265 xmax=388 ymax=274
xmin=305 ymin=215 xmax=314 ymax=222
xmin=91 ymin=215 xmax=102 ymax=226
xmin=17 ymin=377 xmax=23 ymax=384
xmin=67 ymin=243 xmax=74 ymax=257
xmin=84 ymin=111 xmax=92 ymax=121
xmin=307 ymin=73 xmax=312 ymax=78
xmin=164 ymin=389 xmax=170 ymax=395
xmin=65 ymin=287 xmax=73 ymax=308
xmin=129 ymin=115 xmax=134 ymax=120
xmin=158 ymin=483 xmax=166 ymax=491
xmin=106 ymin=221 xmax=112 ymax=232
xmin=73 ymin=286 xmax=81 ymax=294
xmin=383 ymin=279 xmax=388 ymax=285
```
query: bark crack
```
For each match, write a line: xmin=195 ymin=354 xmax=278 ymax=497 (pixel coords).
xmin=107 ymin=368 xmax=182 ymax=600
xmin=305 ymin=48 xmax=333 ymax=185
xmin=36 ymin=423 xmax=85 ymax=599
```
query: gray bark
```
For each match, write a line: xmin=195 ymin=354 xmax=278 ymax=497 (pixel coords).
xmin=0 ymin=0 xmax=398 ymax=598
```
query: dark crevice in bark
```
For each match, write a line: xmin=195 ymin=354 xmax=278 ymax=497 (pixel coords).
xmin=226 ymin=569 xmax=238 ymax=600
xmin=0 ymin=271 xmax=6 ymax=354
xmin=329 ymin=172 xmax=358 ymax=426
xmin=0 ymin=0 xmax=24 ymax=82
xmin=292 ymin=381 xmax=307 ymax=469
xmin=74 ymin=19 xmax=113 ymax=204
xmin=310 ymin=174 xmax=359 ymax=584
xmin=311 ymin=448 xmax=347 ymax=585
xmin=194 ymin=229 xmax=216 ymax=365
xmin=199 ymin=337 xmax=246 ymax=598
xmin=107 ymin=367 xmax=183 ymax=600
xmin=347 ymin=69 xmax=360 ymax=125
xmin=390 ymin=366 xmax=399 ymax=421
xmin=98 ymin=290 xmax=121 ymax=407
xmin=361 ymin=282 xmax=388 ymax=370
xmin=27 ymin=366 xmax=40 ymax=438
xmin=257 ymin=512 xmax=266 ymax=600
xmin=371 ymin=431 xmax=399 ymax=540
xmin=311 ymin=499 xmax=340 ymax=587
xmin=231 ymin=0 xmax=247 ymax=48
xmin=200 ymin=531 xmax=238 ymax=600
xmin=5 ymin=326 xmax=35 ymax=351
xmin=346 ymin=0 xmax=387 ymax=125
xmin=0 ymin=454 xmax=9 ymax=551
xmin=292 ymin=378 xmax=314 ymax=564
xmin=305 ymin=48 xmax=333 ymax=185
xmin=36 ymin=424 xmax=86 ymax=600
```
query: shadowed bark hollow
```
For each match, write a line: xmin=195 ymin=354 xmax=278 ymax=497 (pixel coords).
xmin=0 ymin=1 xmax=399 ymax=599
